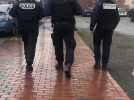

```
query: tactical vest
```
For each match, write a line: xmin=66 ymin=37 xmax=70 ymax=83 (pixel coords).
xmin=98 ymin=1 xmax=120 ymax=30
xmin=17 ymin=1 xmax=39 ymax=22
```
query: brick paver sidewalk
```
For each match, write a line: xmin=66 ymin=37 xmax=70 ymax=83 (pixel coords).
xmin=0 ymin=23 xmax=130 ymax=100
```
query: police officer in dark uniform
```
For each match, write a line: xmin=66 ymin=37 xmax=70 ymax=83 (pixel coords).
xmin=49 ymin=0 xmax=81 ymax=78
xmin=90 ymin=0 xmax=120 ymax=70
xmin=9 ymin=0 xmax=44 ymax=72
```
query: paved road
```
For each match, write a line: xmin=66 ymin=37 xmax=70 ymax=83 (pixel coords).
xmin=0 ymin=17 xmax=133 ymax=99
xmin=0 ymin=19 xmax=130 ymax=100
xmin=115 ymin=17 xmax=134 ymax=36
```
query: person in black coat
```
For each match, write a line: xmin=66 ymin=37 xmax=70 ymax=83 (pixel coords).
xmin=9 ymin=0 xmax=44 ymax=72
xmin=90 ymin=0 xmax=120 ymax=70
xmin=49 ymin=0 xmax=82 ymax=78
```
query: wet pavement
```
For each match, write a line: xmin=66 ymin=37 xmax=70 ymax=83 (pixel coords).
xmin=0 ymin=23 xmax=130 ymax=100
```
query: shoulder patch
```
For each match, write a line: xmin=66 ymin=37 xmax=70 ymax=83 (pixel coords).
xmin=103 ymin=3 xmax=117 ymax=10
xmin=19 ymin=3 xmax=35 ymax=9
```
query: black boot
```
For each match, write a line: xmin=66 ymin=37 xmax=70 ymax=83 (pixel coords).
xmin=102 ymin=63 xmax=108 ymax=71
xmin=26 ymin=64 xmax=33 ymax=72
xmin=94 ymin=62 xmax=100 ymax=70
xmin=64 ymin=64 xmax=71 ymax=78
xmin=55 ymin=62 xmax=63 ymax=71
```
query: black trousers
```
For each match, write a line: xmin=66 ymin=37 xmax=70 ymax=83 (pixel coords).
xmin=93 ymin=29 xmax=113 ymax=65
xmin=21 ymin=30 xmax=38 ymax=65
xmin=52 ymin=23 xmax=76 ymax=66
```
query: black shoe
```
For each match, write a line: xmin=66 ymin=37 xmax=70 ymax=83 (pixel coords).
xmin=55 ymin=62 xmax=63 ymax=71
xmin=65 ymin=70 xmax=71 ymax=78
xmin=94 ymin=63 xmax=100 ymax=69
xmin=64 ymin=64 xmax=71 ymax=78
xmin=102 ymin=64 xmax=108 ymax=71
xmin=26 ymin=65 xmax=33 ymax=72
